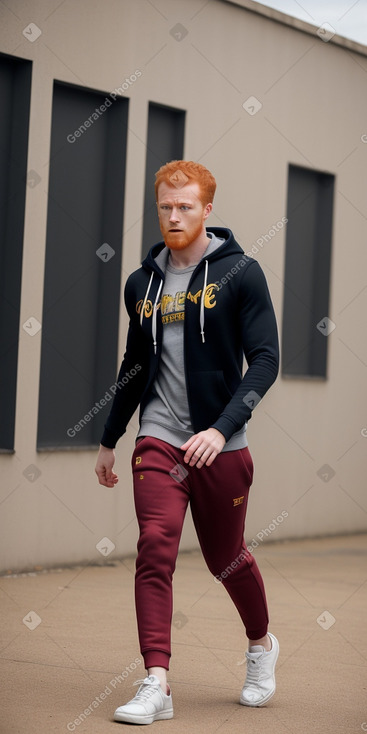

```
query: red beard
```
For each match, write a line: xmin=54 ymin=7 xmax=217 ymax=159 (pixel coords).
xmin=161 ymin=218 xmax=204 ymax=250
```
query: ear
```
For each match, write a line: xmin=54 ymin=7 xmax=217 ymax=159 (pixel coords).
xmin=203 ymin=202 xmax=213 ymax=220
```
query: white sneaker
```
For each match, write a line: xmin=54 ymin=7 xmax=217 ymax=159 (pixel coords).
xmin=240 ymin=632 xmax=279 ymax=707
xmin=113 ymin=675 xmax=173 ymax=724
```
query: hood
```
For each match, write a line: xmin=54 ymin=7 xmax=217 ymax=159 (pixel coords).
xmin=141 ymin=227 xmax=243 ymax=278
xmin=139 ymin=227 xmax=244 ymax=353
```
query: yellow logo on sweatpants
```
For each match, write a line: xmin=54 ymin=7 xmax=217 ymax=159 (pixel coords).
xmin=135 ymin=456 xmax=142 ymax=465
xmin=139 ymin=474 xmax=144 ymax=480
xmin=233 ymin=496 xmax=244 ymax=506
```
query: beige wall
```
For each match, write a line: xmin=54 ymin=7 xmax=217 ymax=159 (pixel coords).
xmin=0 ymin=0 xmax=366 ymax=572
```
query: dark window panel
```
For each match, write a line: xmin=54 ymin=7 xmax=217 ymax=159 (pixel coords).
xmin=37 ymin=82 xmax=128 ymax=448
xmin=281 ymin=164 xmax=334 ymax=379
xmin=0 ymin=54 xmax=32 ymax=451
xmin=141 ymin=102 xmax=185 ymax=259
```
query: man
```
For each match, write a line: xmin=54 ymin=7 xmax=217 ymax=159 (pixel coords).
xmin=95 ymin=160 xmax=280 ymax=725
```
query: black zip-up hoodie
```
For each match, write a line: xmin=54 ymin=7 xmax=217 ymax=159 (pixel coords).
xmin=101 ymin=227 xmax=279 ymax=449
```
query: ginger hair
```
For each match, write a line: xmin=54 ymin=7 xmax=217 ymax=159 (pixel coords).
xmin=154 ymin=160 xmax=216 ymax=206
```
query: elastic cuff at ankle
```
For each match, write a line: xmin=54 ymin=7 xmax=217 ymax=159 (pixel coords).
xmin=143 ymin=650 xmax=170 ymax=670
xmin=247 ymin=625 xmax=268 ymax=640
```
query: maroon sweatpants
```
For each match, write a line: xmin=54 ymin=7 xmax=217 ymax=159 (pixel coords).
xmin=132 ymin=436 xmax=269 ymax=670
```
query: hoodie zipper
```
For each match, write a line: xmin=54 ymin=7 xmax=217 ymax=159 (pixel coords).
xmin=141 ymin=255 xmax=210 ymax=353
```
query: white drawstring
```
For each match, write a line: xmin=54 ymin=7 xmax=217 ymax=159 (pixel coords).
xmin=140 ymin=271 xmax=163 ymax=354
xmin=200 ymin=259 xmax=208 ymax=343
xmin=140 ymin=271 xmax=154 ymax=327
xmin=152 ymin=279 xmax=163 ymax=354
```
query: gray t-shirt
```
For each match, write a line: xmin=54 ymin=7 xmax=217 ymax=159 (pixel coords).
xmin=138 ymin=233 xmax=247 ymax=451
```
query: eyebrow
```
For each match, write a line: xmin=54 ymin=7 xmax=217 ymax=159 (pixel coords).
xmin=159 ymin=200 xmax=193 ymax=206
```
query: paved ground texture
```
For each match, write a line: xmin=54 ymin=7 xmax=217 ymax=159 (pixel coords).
xmin=1 ymin=533 xmax=366 ymax=734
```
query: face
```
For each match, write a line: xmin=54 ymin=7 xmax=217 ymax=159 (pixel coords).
xmin=157 ymin=181 xmax=212 ymax=250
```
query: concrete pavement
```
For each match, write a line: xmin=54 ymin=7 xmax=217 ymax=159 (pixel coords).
xmin=1 ymin=533 xmax=366 ymax=734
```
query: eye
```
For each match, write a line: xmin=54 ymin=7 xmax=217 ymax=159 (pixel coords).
xmin=180 ymin=206 xmax=190 ymax=211
xmin=160 ymin=205 xmax=170 ymax=210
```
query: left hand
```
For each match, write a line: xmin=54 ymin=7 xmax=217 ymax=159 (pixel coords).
xmin=181 ymin=428 xmax=226 ymax=469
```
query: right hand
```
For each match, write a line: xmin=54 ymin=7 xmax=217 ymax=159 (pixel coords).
xmin=95 ymin=445 xmax=119 ymax=488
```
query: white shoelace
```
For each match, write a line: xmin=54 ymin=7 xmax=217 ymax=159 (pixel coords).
xmin=245 ymin=653 xmax=262 ymax=684
xmin=131 ymin=678 xmax=160 ymax=703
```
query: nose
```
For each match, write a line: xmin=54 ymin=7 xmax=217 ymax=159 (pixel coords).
xmin=169 ymin=207 xmax=180 ymax=223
